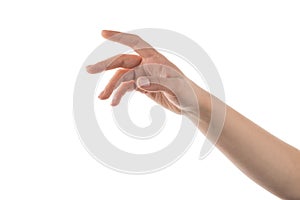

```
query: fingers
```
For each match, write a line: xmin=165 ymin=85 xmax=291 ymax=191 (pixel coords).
xmin=100 ymin=63 xmax=151 ymax=99
xmin=86 ymin=54 xmax=141 ymax=74
xmin=102 ymin=30 xmax=158 ymax=58
xmin=111 ymin=80 xmax=135 ymax=106
xmin=99 ymin=69 xmax=135 ymax=99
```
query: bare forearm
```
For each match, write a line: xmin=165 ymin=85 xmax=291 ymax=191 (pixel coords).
xmin=195 ymin=86 xmax=300 ymax=199
xmin=90 ymin=30 xmax=300 ymax=199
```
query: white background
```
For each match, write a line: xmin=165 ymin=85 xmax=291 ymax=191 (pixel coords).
xmin=1 ymin=0 xmax=299 ymax=199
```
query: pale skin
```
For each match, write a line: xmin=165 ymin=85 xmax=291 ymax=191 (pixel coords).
xmin=86 ymin=30 xmax=300 ymax=200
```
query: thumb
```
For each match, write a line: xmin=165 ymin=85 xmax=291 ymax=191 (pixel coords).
xmin=136 ymin=76 xmax=175 ymax=95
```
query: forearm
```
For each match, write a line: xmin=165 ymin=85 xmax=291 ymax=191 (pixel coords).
xmin=92 ymin=29 xmax=300 ymax=199
xmin=193 ymin=85 xmax=300 ymax=199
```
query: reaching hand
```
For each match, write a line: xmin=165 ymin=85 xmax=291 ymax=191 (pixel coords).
xmin=86 ymin=30 xmax=202 ymax=117
xmin=85 ymin=30 xmax=300 ymax=199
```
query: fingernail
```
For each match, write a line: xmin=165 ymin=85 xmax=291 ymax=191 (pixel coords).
xmin=111 ymin=95 xmax=118 ymax=106
xmin=86 ymin=65 xmax=93 ymax=73
xmin=98 ymin=91 xmax=104 ymax=99
xmin=138 ymin=77 xmax=150 ymax=87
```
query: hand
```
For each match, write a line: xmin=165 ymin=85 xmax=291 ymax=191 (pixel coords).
xmin=86 ymin=30 xmax=206 ymax=120
xmin=86 ymin=30 xmax=300 ymax=199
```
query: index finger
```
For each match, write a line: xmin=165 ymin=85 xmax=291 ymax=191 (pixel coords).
xmin=102 ymin=30 xmax=158 ymax=58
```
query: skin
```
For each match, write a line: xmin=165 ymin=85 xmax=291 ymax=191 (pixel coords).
xmin=86 ymin=30 xmax=300 ymax=199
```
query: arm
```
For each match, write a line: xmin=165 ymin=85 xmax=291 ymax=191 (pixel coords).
xmin=194 ymin=87 xmax=300 ymax=199
xmin=87 ymin=30 xmax=300 ymax=199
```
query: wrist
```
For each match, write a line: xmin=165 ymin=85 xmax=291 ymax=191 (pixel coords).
xmin=184 ymin=79 xmax=212 ymax=131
